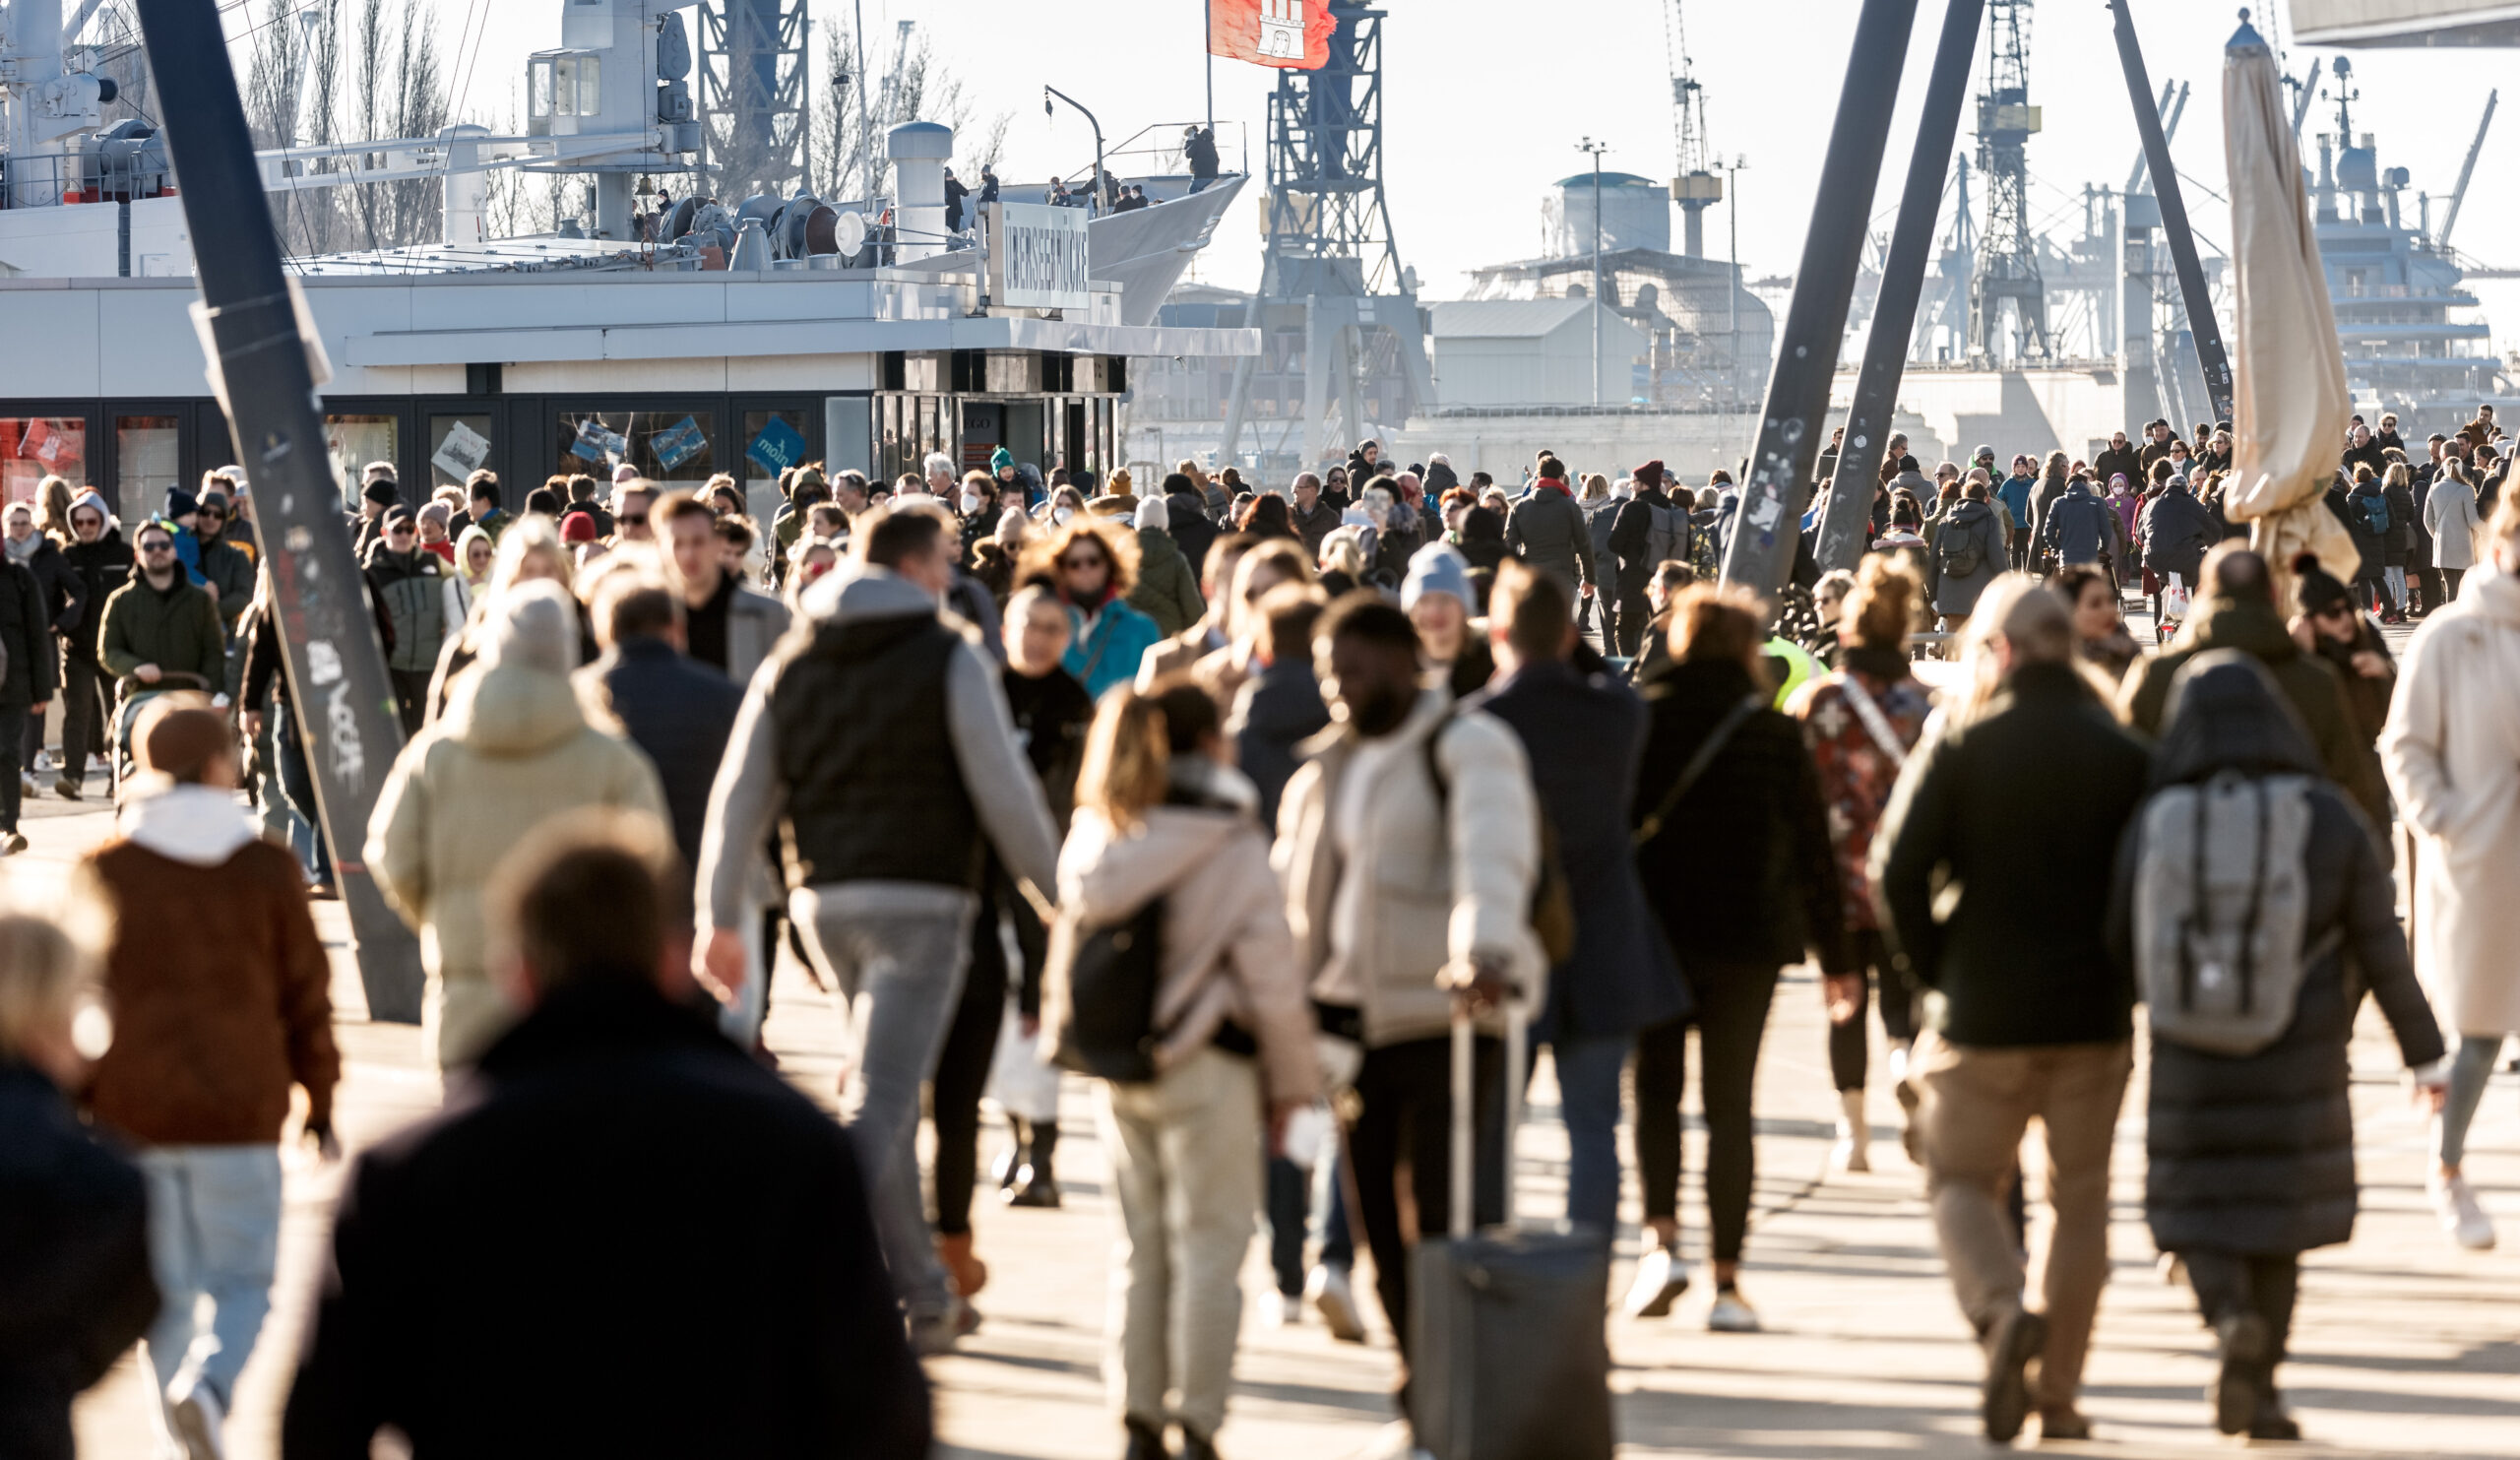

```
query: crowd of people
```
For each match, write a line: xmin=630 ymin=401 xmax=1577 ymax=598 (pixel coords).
xmin=2 ymin=413 xmax=2517 ymax=1460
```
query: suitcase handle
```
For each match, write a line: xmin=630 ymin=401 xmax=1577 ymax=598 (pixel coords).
xmin=1449 ymin=991 xmax=1527 ymax=1236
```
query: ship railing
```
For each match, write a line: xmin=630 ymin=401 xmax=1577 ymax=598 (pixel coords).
xmin=1052 ymin=120 xmax=1248 ymax=202
xmin=0 ymin=151 xmax=173 ymax=208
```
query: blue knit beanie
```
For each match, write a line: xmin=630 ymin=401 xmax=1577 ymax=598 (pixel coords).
xmin=1401 ymin=542 xmax=1473 ymax=613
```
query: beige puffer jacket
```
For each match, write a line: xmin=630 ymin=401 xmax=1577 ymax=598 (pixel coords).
xmin=1275 ymin=687 xmax=1543 ymax=1048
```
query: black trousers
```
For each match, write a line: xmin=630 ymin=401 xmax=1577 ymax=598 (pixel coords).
xmin=1828 ymin=929 xmax=1918 ymax=1093
xmin=2354 ymin=570 xmax=2396 ymax=615
xmin=1615 ymin=589 xmax=1650 ymax=658
xmin=0 ymin=704 xmax=22 ymax=833
xmin=389 ymin=667 xmax=430 ymax=737
xmin=58 ymin=655 xmax=107 ymax=786
xmin=928 ymin=881 xmax=1012 ymax=1238
xmin=2445 ymin=566 xmax=2467 ymax=603
xmin=2183 ymin=1249 xmax=2300 ymax=1373
xmin=1344 ymin=1032 xmax=1504 ymax=1368
xmin=2413 ymin=564 xmax=2446 ymax=613
xmin=1632 ymin=961 xmax=1780 ymax=1264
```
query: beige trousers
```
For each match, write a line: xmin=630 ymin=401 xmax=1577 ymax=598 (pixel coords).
xmin=1097 ymin=1046 xmax=1264 ymax=1438
xmin=1914 ymin=1031 xmax=2133 ymax=1412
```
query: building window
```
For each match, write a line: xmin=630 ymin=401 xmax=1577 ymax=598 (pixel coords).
xmin=115 ymin=414 xmax=183 ymax=513
xmin=740 ymin=409 xmax=810 ymax=522
xmin=0 ymin=416 xmax=86 ymax=505
xmin=326 ymin=414 xmax=397 ymax=509
xmin=427 ymin=413 xmax=494 ymax=489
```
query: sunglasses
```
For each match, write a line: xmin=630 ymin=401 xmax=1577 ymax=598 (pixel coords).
xmin=388 ymin=524 xmax=415 ymax=536
xmin=140 ymin=540 xmax=174 ymax=553
xmin=1056 ymin=553 xmax=1106 ymax=572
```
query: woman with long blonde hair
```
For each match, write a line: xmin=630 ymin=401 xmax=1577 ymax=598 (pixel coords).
xmin=1047 ymin=677 xmax=1319 ymax=1460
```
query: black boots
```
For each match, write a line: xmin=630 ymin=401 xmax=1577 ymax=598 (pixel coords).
xmin=1004 ymin=1116 xmax=1062 ymax=1209
xmin=1121 ymin=1416 xmax=1169 ymax=1460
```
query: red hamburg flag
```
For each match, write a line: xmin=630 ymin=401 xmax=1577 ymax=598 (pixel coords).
xmin=1208 ymin=0 xmax=1336 ymax=70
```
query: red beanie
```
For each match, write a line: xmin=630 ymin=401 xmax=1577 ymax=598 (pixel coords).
xmin=560 ymin=511 xmax=599 ymax=544
xmin=1633 ymin=460 xmax=1666 ymax=490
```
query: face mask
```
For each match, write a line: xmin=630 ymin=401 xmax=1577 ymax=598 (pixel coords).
xmin=1053 ymin=507 xmax=1074 ymax=525
xmin=962 ymin=493 xmax=984 ymax=514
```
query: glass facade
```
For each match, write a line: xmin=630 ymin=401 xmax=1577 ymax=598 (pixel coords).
xmin=552 ymin=411 xmax=718 ymax=490
xmin=325 ymin=413 xmax=397 ymax=510
xmin=0 ymin=416 xmax=86 ymax=504
xmin=113 ymin=414 xmax=181 ymax=509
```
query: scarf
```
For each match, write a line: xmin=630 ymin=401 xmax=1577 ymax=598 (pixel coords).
xmin=3 ymin=532 xmax=37 ymax=565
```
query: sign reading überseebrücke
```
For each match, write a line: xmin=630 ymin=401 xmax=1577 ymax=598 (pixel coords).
xmin=988 ymin=202 xmax=1092 ymax=311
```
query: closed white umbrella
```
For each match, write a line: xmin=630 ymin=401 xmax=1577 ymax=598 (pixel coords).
xmin=2221 ymin=9 xmax=2361 ymax=583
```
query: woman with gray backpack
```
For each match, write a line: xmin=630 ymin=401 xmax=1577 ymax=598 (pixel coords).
xmin=2110 ymin=651 xmax=2446 ymax=1442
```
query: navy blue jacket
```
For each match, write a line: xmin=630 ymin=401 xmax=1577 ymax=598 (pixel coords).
xmin=1467 ymin=659 xmax=1691 ymax=1042
xmin=591 ymin=635 xmax=746 ymax=872
xmin=1229 ymin=657 xmax=1330 ymax=829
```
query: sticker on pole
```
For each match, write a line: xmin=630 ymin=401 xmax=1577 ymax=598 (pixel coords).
xmin=430 ymin=420 xmax=490 ymax=481
xmin=746 ymin=416 xmax=806 ymax=476
xmin=651 ymin=416 xmax=708 ymax=473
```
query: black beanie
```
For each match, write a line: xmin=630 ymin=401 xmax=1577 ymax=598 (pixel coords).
xmin=362 ymin=476 xmax=401 ymax=507
xmin=2292 ymin=551 xmax=2353 ymax=617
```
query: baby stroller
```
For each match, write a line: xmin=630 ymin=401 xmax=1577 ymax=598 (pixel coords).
xmin=112 ymin=670 xmax=218 ymax=803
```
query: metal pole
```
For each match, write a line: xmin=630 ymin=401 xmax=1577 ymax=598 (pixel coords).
xmin=132 ymin=0 xmax=426 ymax=1021
xmin=854 ymin=0 xmax=872 ymax=203
xmin=1045 ymin=86 xmax=1105 ymax=216
xmin=1205 ymin=0 xmax=1216 ymax=133
xmin=1718 ymin=0 xmax=1922 ymax=600
xmin=1822 ymin=0 xmax=1986 ymax=572
xmin=2108 ymin=0 xmax=2234 ymax=423
xmin=1728 ymin=157 xmax=1743 ymax=413
xmin=1579 ymin=137 xmax=1608 ymax=408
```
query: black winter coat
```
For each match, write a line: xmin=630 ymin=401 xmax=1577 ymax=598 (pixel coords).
xmin=2140 ymin=483 xmax=2217 ymax=582
xmin=0 ymin=558 xmax=58 ymax=710
xmin=2341 ymin=481 xmax=2390 ymax=580
xmin=0 ymin=1064 xmax=159 ymax=1460
xmin=1471 ymin=660 xmax=1690 ymax=1041
xmin=1631 ymin=657 xmax=1850 ymax=979
xmin=2109 ymin=658 xmax=2443 ymax=1255
xmin=1874 ymin=663 xmax=2151 ymax=1047
xmin=283 ymin=981 xmax=931 ymax=1459
xmin=590 ymin=635 xmax=747 ymax=874
xmin=13 ymin=537 xmax=83 ymax=636
xmin=58 ymin=531 xmax=131 ymax=660
xmin=1163 ymin=489 xmax=1218 ymax=573
xmin=1229 ymin=656 xmax=1329 ymax=829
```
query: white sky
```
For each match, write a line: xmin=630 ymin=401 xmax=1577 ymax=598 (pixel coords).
xmin=231 ymin=1 xmax=2520 ymax=347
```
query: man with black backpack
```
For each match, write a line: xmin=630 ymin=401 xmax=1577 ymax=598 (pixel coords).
xmin=1926 ymin=480 xmax=2006 ymax=643
xmin=1275 ymin=593 xmax=1542 ymax=1431
xmin=1608 ymin=460 xmax=1691 ymax=658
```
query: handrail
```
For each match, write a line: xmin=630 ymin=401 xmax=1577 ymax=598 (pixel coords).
xmin=1052 ymin=119 xmax=1247 ymax=199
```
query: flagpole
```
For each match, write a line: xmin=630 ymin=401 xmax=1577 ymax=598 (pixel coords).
xmin=1204 ymin=0 xmax=1215 ymax=130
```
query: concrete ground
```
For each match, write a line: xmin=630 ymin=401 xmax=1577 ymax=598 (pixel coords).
xmin=35 ymin=604 xmax=2520 ymax=1459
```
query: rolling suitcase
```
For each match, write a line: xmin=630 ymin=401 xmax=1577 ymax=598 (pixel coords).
xmin=1409 ymin=1001 xmax=1614 ymax=1460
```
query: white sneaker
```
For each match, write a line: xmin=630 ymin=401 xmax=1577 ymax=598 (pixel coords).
xmin=166 ymin=1379 xmax=226 ymax=1460
xmin=1271 ymin=1294 xmax=1304 ymax=1327
xmin=1306 ymin=1263 xmax=1367 ymax=1343
xmin=1622 ymin=1243 xmax=1689 ymax=1318
xmin=30 ymin=749 xmax=50 ymax=774
xmin=1707 ymin=1289 xmax=1763 ymax=1333
xmin=2431 ymin=1172 xmax=2497 ymax=1250
xmin=1833 ymin=1089 xmax=1871 ymax=1174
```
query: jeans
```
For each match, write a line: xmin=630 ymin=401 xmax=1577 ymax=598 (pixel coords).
xmin=1536 ymin=1032 xmax=1631 ymax=1236
xmin=1633 ymin=961 xmax=1780 ymax=1263
xmin=1098 ymin=1047 xmax=1263 ymax=1438
xmin=2439 ymin=1035 xmax=2505 ymax=1169
xmin=0 ymin=704 xmax=22 ymax=833
xmin=137 ymin=1145 xmax=284 ymax=1411
xmin=266 ymin=704 xmax=332 ymax=886
xmin=1829 ymin=929 xmax=1919 ymax=1093
xmin=2384 ymin=565 xmax=2408 ymax=612
xmin=1343 ymin=1033 xmax=1504 ymax=1371
xmin=793 ymin=882 xmax=976 ymax=1320
xmin=1914 ymin=1033 xmax=2133 ymax=1412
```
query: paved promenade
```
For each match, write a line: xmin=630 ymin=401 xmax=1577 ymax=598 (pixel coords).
xmin=27 ymin=681 xmax=2518 ymax=1458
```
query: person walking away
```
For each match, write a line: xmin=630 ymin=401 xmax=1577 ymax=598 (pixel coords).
xmin=2024 ymin=452 xmax=2070 ymax=566
xmin=240 ymin=568 xmax=335 ymax=896
xmin=2040 ymin=474 xmax=2120 ymax=574
xmin=1027 ymin=516 xmax=1165 ymax=700
xmin=2422 ymin=455 xmax=2483 ymax=603
xmin=368 ymin=581 xmax=668 ymax=1068
xmin=658 ymin=491 xmax=788 ymax=683
xmin=1274 ymin=594 xmax=1541 ymax=1432
xmin=1580 ymin=473 xmax=1626 ymax=646
xmin=1047 ymin=679 xmax=1322 ymax=1460
xmin=2141 ymin=473 xmax=2217 ymax=621
xmin=0 ymin=536 xmax=52 ymax=855
xmin=82 ymin=701 xmax=339 ymax=1460
xmin=54 ymin=492 xmax=129 ymax=797
xmin=2381 ymin=462 xmax=2418 ymax=623
xmin=696 ymin=503 xmax=1063 ymax=1353
xmin=2119 ymin=545 xmax=2388 ymax=833
xmin=284 ymin=814 xmax=932 ymax=1459
xmin=1626 ymin=584 xmax=1849 ymax=1329
xmin=2343 ymin=466 xmax=2397 ymax=618
xmin=2408 ymin=444 xmax=2444 ymax=614
xmin=361 ymin=507 xmax=448 ymax=734
xmin=579 ymin=577 xmax=745 ymax=914
xmin=1926 ymin=479 xmax=2005 ymax=647
xmin=1504 ymin=457 xmax=1595 ymax=602
xmin=1788 ymin=556 xmax=1932 ymax=1174
xmin=1468 ymin=562 xmax=1687 ymax=1235
xmin=929 ymin=585 xmax=1093 ymax=1301
xmin=0 ymin=911 xmax=161 ymax=1460
xmin=1609 ymin=461 xmax=1689 ymax=657
xmin=1126 ymin=497 xmax=1205 ymax=638
xmin=1872 ymin=579 xmax=2151 ymax=1443
xmin=2380 ymin=490 xmax=2520 ymax=1252
xmin=1160 ymin=473 xmax=1220 ymax=572
xmin=2109 ymin=653 xmax=2444 ymax=1441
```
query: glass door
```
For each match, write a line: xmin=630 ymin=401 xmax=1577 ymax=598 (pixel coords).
xmin=110 ymin=404 xmax=191 ymax=519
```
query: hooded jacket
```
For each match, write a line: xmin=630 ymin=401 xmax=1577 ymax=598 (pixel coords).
xmin=96 ymin=568 xmax=224 ymax=697
xmin=1276 ymin=688 xmax=1544 ymax=1048
xmin=1047 ymin=759 xmax=1322 ymax=1104
xmin=196 ymin=531 xmax=254 ymax=635
xmin=367 ymin=589 xmax=670 ymax=1067
xmin=363 ymin=541 xmax=449 ymax=675
xmin=2139 ymin=481 xmax=2217 ymax=583
xmin=1504 ymin=481 xmax=1594 ymax=591
xmin=2343 ymin=477 xmax=2392 ymax=581
xmin=2112 ymin=654 xmax=2442 ymax=1255
xmin=1228 ymin=655 xmax=1330 ymax=829
xmin=58 ymin=527 xmax=131 ymax=661
xmin=1925 ymin=499 xmax=2006 ymax=617
xmin=2041 ymin=480 xmax=2122 ymax=567
xmin=1126 ymin=517 xmax=1205 ymax=638
xmin=7 ymin=532 xmax=82 ymax=637
xmin=0 ymin=557 xmax=55 ymax=711
xmin=2380 ymin=567 xmax=2520 ymax=1037
xmin=2118 ymin=593 xmax=2388 ymax=830
xmin=82 ymin=785 xmax=340 ymax=1144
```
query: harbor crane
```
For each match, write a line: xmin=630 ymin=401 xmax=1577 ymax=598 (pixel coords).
xmin=1665 ymin=0 xmax=1722 ymax=258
